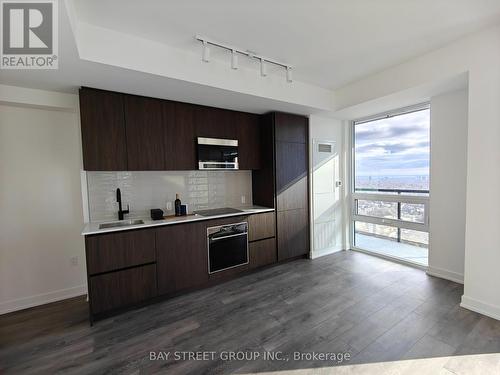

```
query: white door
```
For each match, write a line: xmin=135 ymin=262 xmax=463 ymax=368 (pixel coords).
xmin=312 ymin=139 xmax=343 ymax=255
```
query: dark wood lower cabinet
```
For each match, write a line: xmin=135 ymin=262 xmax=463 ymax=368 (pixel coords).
xmin=248 ymin=211 xmax=275 ymax=241
xmin=277 ymin=208 xmax=309 ymax=261
xmin=250 ymin=238 xmax=277 ymax=268
xmin=85 ymin=212 xmax=279 ymax=322
xmin=86 ymin=229 xmax=155 ymax=275
xmin=156 ymin=222 xmax=208 ymax=295
xmin=89 ymin=264 xmax=157 ymax=315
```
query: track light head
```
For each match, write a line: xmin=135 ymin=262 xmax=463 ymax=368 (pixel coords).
xmin=286 ymin=66 xmax=293 ymax=82
xmin=260 ymin=59 xmax=267 ymax=77
xmin=195 ymin=35 xmax=293 ymax=83
xmin=231 ymin=50 xmax=238 ymax=70
xmin=202 ymin=40 xmax=210 ymax=62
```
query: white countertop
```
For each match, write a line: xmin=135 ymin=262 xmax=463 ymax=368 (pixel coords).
xmin=82 ymin=206 xmax=274 ymax=236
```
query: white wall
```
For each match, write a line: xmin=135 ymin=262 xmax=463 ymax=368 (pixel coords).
xmin=0 ymin=103 xmax=86 ymax=314
xmin=332 ymin=24 xmax=500 ymax=320
xmin=309 ymin=115 xmax=346 ymax=258
xmin=427 ymin=89 xmax=468 ymax=284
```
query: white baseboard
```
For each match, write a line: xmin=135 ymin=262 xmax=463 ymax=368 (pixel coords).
xmin=461 ymin=295 xmax=500 ymax=321
xmin=0 ymin=285 xmax=87 ymax=315
xmin=426 ymin=266 xmax=464 ymax=284
xmin=310 ymin=247 xmax=345 ymax=259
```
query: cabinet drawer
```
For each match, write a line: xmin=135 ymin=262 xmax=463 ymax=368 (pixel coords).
xmin=248 ymin=212 xmax=275 ymax=242
xmin=86 ymin=229 xmax=156 ymax=275
xmin=89 ymin=264 xmax=157 ymax=315
xmin=250 ymin=238 xmax=277 ymax=268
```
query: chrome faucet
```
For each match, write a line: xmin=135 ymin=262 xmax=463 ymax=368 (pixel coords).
xmin=116 ymin=188 xmax=129 ymax=220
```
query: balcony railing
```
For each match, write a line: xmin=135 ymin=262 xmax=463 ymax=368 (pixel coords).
xmin=355 ymin=188 xmax=429 ymax=195
xmin=352 ymin=188 xmax=429 ymax=244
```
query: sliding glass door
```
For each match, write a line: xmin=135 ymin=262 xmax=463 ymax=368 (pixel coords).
xmin=352 ymin=105 xmax=430 ymax=266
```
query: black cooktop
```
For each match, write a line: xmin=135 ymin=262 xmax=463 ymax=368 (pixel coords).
xmin=194 ymin=207 xmax=244 ymax=217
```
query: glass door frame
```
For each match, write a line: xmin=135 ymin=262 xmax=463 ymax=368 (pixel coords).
xmin=349 ymin=103 xmax=430 ymax=268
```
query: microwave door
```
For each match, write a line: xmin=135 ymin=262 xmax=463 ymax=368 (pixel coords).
xmin=197 ymin=137 xmax=239 ymax=170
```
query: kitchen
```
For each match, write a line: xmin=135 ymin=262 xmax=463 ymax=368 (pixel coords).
xmin=2 ymin=1 xmax=500 ymax=373
xmin=79 ymin=87 xmax=310 ymax=322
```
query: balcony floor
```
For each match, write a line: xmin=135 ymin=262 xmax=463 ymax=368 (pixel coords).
xmin=355 ymin=233 xmax=428 ymax=266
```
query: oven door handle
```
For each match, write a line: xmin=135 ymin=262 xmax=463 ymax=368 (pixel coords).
xmin=210 ymin=232 xmax=247 ymax=241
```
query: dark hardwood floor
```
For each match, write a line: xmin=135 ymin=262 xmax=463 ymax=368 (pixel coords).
xmin=1 ymin=251 xmax=500 ymax=374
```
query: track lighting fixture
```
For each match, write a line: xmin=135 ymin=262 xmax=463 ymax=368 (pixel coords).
xmin=231 ymin=50 xmax=238 ymax=70
xmin=196 ymin=35 xmax=293 ymax=83
xmin=202 ymin=40 xmax=210 ymax=62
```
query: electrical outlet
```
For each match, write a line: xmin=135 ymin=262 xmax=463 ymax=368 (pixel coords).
xmin=241 ymin=195 xmax=246 ymax=204
xmin=70 ymin=256 xmax=78 ymax=266
xmin=166 ymin=201 xmax=172 ymax=211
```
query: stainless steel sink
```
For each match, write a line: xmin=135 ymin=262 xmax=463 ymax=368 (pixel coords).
xmin=99 ymin=219 xmax=144 ymax=229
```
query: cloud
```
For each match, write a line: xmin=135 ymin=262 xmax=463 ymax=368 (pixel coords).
xmin=355 ymin=109 xmax=430 ymax=176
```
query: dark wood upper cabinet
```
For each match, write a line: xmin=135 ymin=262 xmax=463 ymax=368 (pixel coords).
xmin=274 ymin=112 xmax=308 ymax=143
xmin=237 ymin=112 xmax=261 ymax=170
xmin=79 ymin=88 xmax=127 ymax=171
xmin=124 ymin=95 xmax=166 ymax=170
xmin=252 ymin=113 xmax=275 ymax=207
xmin=165 ymin=102 xmax=197 ymax=170
xmin=80 ymin=88 xmax=264 ymax=171
xmin=156 ymin=222 xmax=208 ymax=295
xmin=195 ymin=106 xmax=237 ymax=140
xmin=275 ymin=141 xmax=308 ymax=211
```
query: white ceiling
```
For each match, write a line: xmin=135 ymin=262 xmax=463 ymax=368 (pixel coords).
xmin=0 ymin=0 xmax=498 ymax=115
xmin=73 ymin=0 xmax=500 ymax=89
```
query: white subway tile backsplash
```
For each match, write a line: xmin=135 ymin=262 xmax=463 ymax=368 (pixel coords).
xmin=86 ymin=170 xmax=253 ymax=222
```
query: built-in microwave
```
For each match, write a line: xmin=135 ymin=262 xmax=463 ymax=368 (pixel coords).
xmin=197 ymin=137 xmax=239 ymax=170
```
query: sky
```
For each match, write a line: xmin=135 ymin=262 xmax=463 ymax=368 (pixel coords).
xmin=354 ymin=109 xmax=430 ymax=177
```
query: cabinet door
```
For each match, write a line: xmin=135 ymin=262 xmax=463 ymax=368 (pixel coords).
xmin=79 ymin=88 xmax=127 ymax=170
xmin=274 ymin=112 xmax=309 ymax=143
xmin=124 ymin=95 xmax=165 ymax=170
xmin=195 ymin=106 xmax=237 ymax=140
xmin=165 ymin=102 xmax=197 ymax=170
xmin=277 ymin=208 xmax=309 ymax=261
xmin=89 ymin=264 xmax=157 ymax=315
xmin=274 ymin=112 xmax=308 ymax=143
xmin=156 ymin=222 xmax=208 ymax=295
xmin=248 ymin=212 xmax=275 ymax=242
xmin=237 ymin=112 xmax=261 ymax=170
xmin=252 ymin=113 xmax=275 ymax=208
xmin=250 ymin=238 xmax=277 ymax=268
xmin=86 ymin=229 xmax=156 ymax=275
xmin=275 ymin=141 xmax=308 ymax=211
